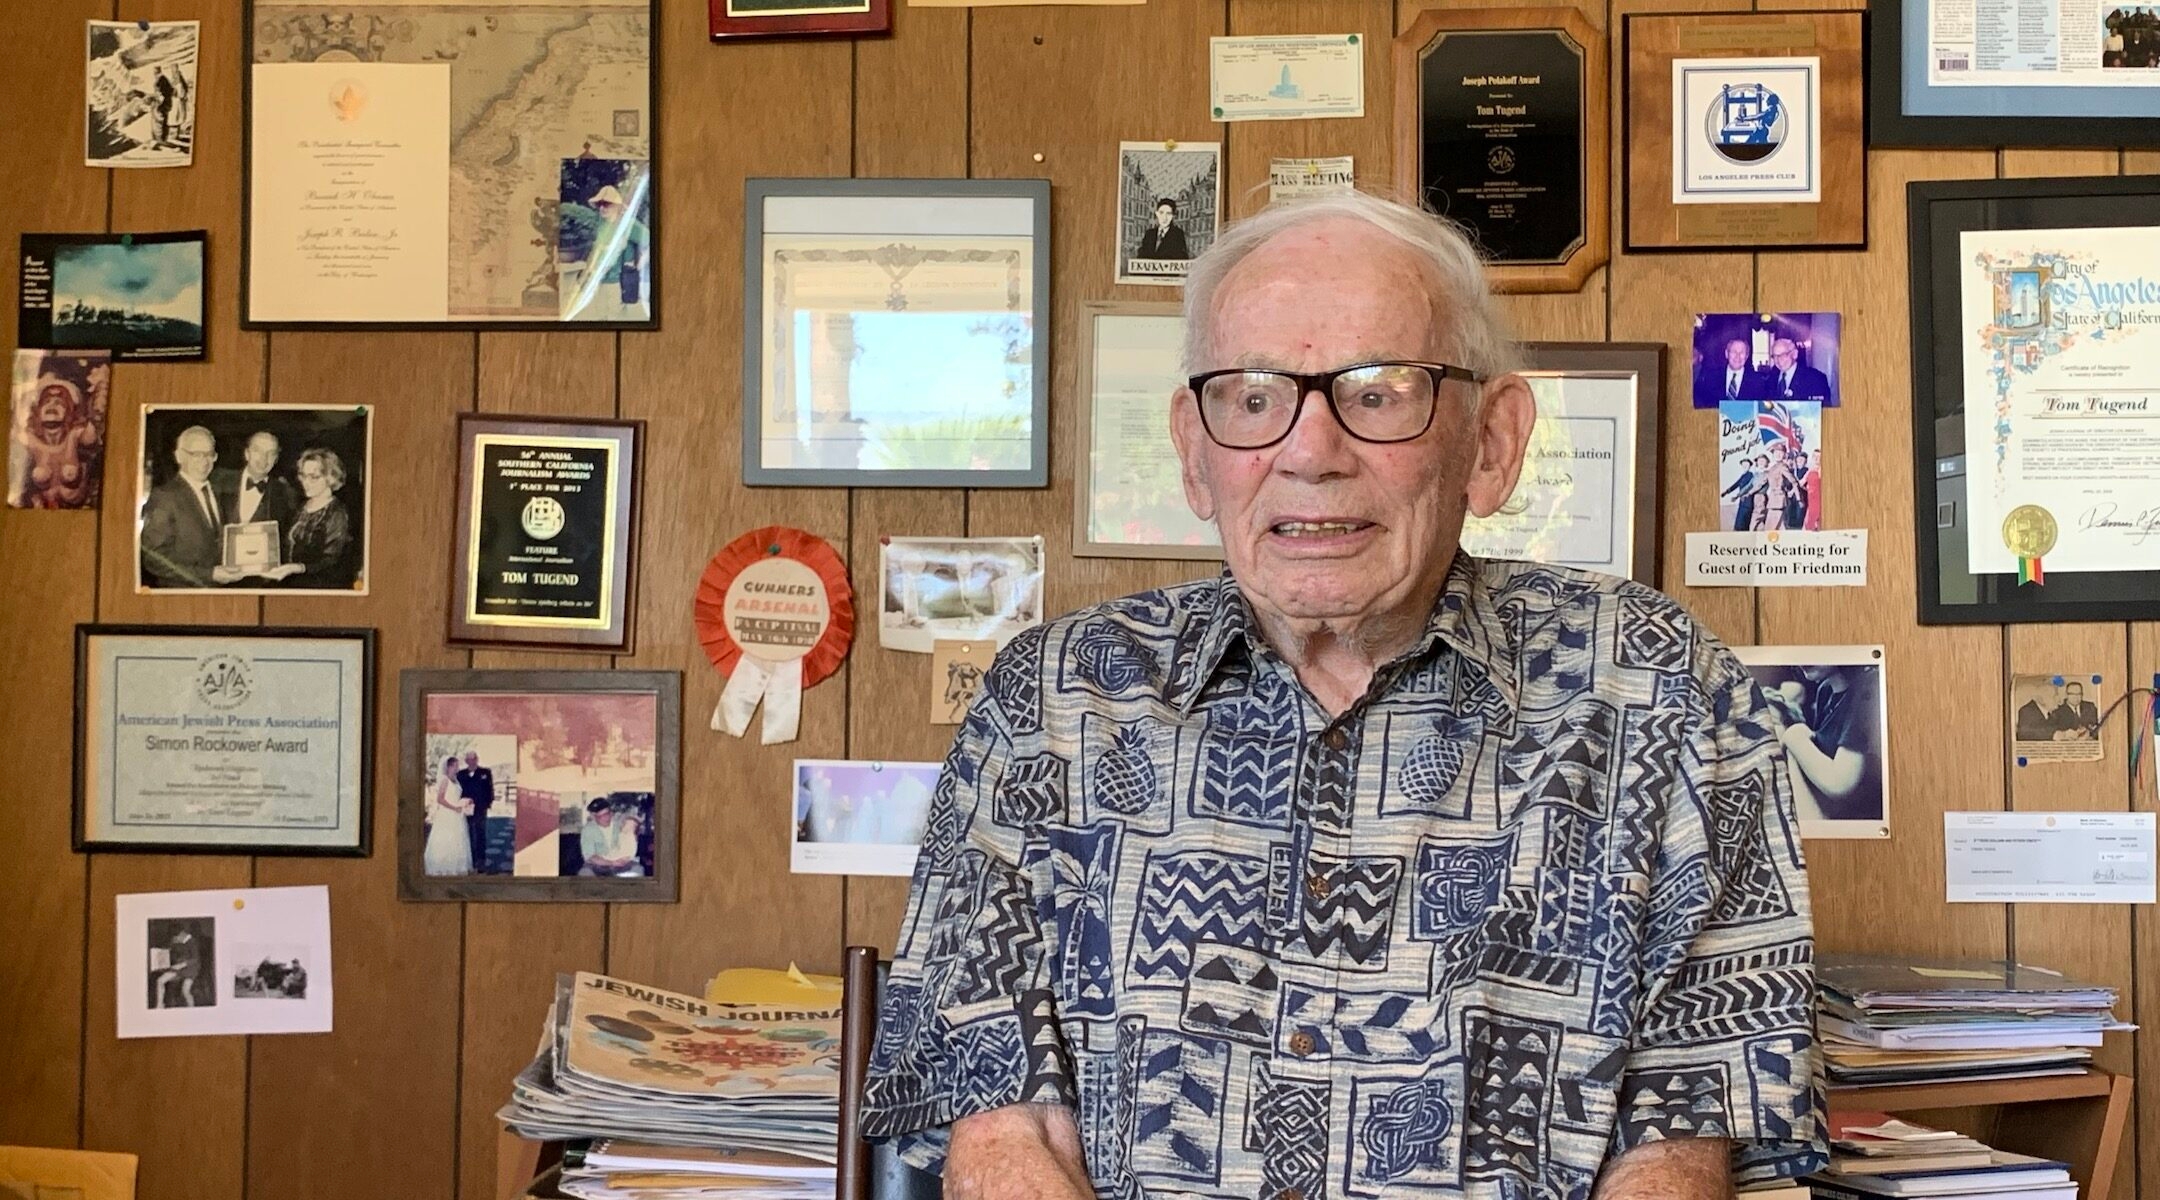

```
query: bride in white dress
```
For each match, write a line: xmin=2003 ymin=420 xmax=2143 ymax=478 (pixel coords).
xmin=422 ymin=755 xmax=473 ymax=876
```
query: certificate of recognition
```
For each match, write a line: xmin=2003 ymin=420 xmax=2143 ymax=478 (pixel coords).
xmin=75 ymin=627 xmax=373 ymax=854
xmin=1460 ymin=370 xmax=1640 ymax=577
xmin=1959 ymin=226 xmax=2160 ymax=576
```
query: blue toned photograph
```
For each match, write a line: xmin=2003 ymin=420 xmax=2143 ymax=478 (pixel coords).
xmin=1734 ymin=645 xmax=1889 ymax=837
xmin=48 ymin=234 xmax=203 ymax=354
xmin=1690 ymin=310 xmax=1842 ymax=408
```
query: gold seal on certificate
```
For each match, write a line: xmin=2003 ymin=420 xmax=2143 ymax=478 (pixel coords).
xmin=222 ymin=521 xmax=282 ymax=574
xmin=2002 ymin=504 xmax=2059 ymax=559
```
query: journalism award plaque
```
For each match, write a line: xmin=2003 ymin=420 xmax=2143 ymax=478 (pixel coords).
xmin=222 ymin=521 xmax=282 ymax=574
xmin=449 ymin=415 xmax=643 ymax=653
xmin=1395 ymin=8 xmax=1609 ymax=294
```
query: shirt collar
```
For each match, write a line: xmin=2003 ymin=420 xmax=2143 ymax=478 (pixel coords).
xmin=1173 ymin=552 xmax=1519 ymax=715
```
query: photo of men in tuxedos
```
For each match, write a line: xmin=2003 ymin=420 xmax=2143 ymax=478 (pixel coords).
xmin=138 ymin=424 xmax=226 ymax=588
xmin=456 ymin=750 xmax=499 ymax=873
xmin=226 ymin=430 xmax=299 ymax=534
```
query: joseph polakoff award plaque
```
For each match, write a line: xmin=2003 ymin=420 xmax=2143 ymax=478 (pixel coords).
xmin=1395 ymin=7 xmax=1609 ymax=294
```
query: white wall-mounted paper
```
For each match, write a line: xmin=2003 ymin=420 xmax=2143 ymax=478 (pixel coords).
xmin=1686 ymin=528 xmax=1867 ymax=585
xmin=1945 ymin=812 xmax=2156 ymax=904
xmin=117 ymin=885 xmax=333 ymax=1039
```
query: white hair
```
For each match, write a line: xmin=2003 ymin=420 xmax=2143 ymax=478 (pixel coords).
xmin=1179 ymin=190 xmax=1523 ymax=382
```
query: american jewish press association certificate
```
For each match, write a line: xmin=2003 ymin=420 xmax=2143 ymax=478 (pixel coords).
xmin=1960 ymin=227 xmax=2160 ymax=575
xmin=80 ymin=633 xmax=367 ymax=849
xmin=1460 ymin=370 xmax=1638 ymax=577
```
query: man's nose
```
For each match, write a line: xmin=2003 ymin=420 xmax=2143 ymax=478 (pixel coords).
xmin=1272 ymin=387 xmax=1356 ymax=475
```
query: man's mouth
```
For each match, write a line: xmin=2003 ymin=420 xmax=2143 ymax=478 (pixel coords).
xmin=1270 ymin=519 xmax=1374 ymax=538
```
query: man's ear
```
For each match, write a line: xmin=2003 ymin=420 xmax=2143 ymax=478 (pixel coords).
xmin=1168 ymin=387 xmax=1216 ymax=521
xmin=1463 ymin=373 xmax=1536 ymax=519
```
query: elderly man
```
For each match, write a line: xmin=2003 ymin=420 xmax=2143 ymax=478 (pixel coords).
xmin=863 ymin=192 xmax=1824 ymax=1199
xmin=1766 ymin=338 xmax=1831 ymax=401
xmin=139 ymin=424 xmax=227 ymax=588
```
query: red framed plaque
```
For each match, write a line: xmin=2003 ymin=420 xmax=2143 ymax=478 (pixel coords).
xmin=708 ymin=0 xmax=889 ymax=40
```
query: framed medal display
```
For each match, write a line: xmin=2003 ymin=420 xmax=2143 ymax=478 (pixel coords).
xmin=1907 ymin=175 xmax=2160 ymax=625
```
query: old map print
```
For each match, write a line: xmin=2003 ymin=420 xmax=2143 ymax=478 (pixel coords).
xmin=252 ymin=1 xmax=651 ymax=321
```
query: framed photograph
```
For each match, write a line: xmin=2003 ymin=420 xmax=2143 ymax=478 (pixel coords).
xmin=242 ymin=1 xmax=656 ymax=329
xmin=136 ymin=404 xmax=371 ymax=594
xmin=1460 ymin=341 xmax=1663 ymax=584
xmin=18 ymin=231 xmax=205 ymax=361
xmin=1072 ymin=301 xmax=1221 ymax=560
xmin=1691 ymin=311 xmax=1841 ymax=408
xmin=1622 ymin=11 xmax=1865 ymax=252
xmin=1115 ymin=142 xmax=1221 ymax=287
xmin=398 ymin=669 xmax=680 ymax=902
xmin=74 ymin=625 xmax=374 ymax=856
xmin=741 ymin=178 xmax=1050 ymax=488
xmin=1870 ymin=0 xmax=2160 ymax=147
xmin=1909 ymin=175 xmax=2160 ymax=625
xmin=878 ymin=536 xmax=1045 ymax=653
xmin=1733 ymin=644 xmax=1890 ymax=840
xmin=1393 ymin=7 xmax=1608 ymax=294
xmin=449 ymin=415 xmax=642 ymax=653
xmin=116 ymin=885 xmax=333 ymax=1039
xmin=791 ymin=758 xmax=937 ymax=876
xmin=709 ymin=0 xmax=889 ymax=39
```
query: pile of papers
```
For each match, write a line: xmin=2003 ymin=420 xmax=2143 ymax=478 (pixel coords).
xmin=499 ymin=971 xmax=841 ymax=1199
xmin=1818 ymin=956 xmax=2130 ymax=1087
xmin=1807 ymin=1112 xmax=2076 ymax=1199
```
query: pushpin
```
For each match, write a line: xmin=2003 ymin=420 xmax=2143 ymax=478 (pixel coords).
xmin=1032 ymin=152 xmax=1044 ymax=163
xmin=232 ymin=897 xmax=246 ymax=910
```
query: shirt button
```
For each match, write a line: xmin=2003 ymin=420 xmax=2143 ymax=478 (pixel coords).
xmin=1288 ymin=1031 xmax=1316 ymax=1056
xmin=1305 ymin=872 xmax=1330 ymax=901
xmin=1322 ymin=727 xmax=1348 ymax=751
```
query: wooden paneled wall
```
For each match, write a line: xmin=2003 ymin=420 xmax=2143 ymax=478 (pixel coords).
xmin=2 ymin=2 xmax=2154 ymax=1198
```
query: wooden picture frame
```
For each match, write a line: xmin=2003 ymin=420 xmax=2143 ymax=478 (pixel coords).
xmin=1071 ymin=301 xmax=1222 ymax=561
xmin=1623 ymin=10 xmax=1866 ymax=252
xmin=74 ymin=625 xmax=375 ymax=856
xmin=1907 ymin=175 xmax=2160 ymax=625
xmin=448 ymin=415 xmax=643 ymax=653
xmin=398 ymin=669 xmax=680 ymax=902
xmin=1394 ymin=7 xmax=1609 ymax=294
xmin=708 ymin=0 xmax=889 ymax=40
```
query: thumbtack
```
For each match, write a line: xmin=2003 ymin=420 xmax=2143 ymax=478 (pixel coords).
xmin=138 ymin=19 xmax=150 ymax=31
xmin=1032 ymin=152 xmax=1045 ymax=163
xmin=1164 ymin=139 xmax=1178 ymax=152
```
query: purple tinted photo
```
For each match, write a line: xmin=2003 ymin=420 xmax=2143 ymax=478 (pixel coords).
xmin=1691 ymin=311 xmax=1841 ymax=409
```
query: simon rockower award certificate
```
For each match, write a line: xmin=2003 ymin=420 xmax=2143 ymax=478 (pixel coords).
xmin=1960 ymin=226 xmax=2160 ymax=578
xmin=75 ymin=626 xmax=373 ymax=854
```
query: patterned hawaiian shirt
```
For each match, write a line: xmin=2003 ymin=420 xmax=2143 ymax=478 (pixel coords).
xmin=862 ymin=555 xmax=1827 ymax=1199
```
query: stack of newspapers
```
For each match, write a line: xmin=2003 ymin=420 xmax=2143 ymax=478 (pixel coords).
xmin=500 ymin=971 xmax=840 ymax=1199
xmin=1818 ymin=956 xmax=2130 ymax=1087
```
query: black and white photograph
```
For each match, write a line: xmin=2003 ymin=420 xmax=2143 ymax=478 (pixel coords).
xmin=145 ymin=916 xmax=215 ymax=1010
xmin=135 ymin=404 xmax=372 ymax=595
xmin=878 ymin=535 xmax=1046 ymax=654
xmin=86 ymin=19 xmax=198 ymax=168
xmin=18 ymin=231 xmax=205 ymax=361
xmin=2010 ymin=672 xmax=2107 ymax=765
xmin=117 ymin=886 xmax=334 ymax=1038
xmin=1115 ymin=141 xmax=1221 ymax=286
xmin=1734 ymin=644 xmax=1889 ymax=839
xmin=231 ymin=944 xmax=311 ymax=1000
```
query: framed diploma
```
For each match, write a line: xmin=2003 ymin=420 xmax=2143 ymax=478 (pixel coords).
xmin=1909 ymin=175 xmax=2160 ymax=625
xmin=1394 ymin=8 xmax=1608 ymax=294
xmin=709 ymin=0 xmax=889 ymax=40
xmin=1072 ymin=301 xmax=1222 ymax=560
xmin=241 ymin=1 xmax=656 ymax=329
xmin=742 ymin=178 xmax=1051 ymax=488
xmin=449 ymin=415 xmax=643 ymax=653
xmin=1870 ymin=0 xmax=2160 ymax=147
xmin=73 ymin=625 xmax=374 ymax=855
xmin=1460 ymin=342 xmax=1664 ymax=584
xmin=1622 ymin=11 xmax=1866 ymax=252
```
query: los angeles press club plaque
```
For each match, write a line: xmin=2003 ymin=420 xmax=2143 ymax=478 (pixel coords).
xmin=1394 ymin=7 xmax=1609 ymax=294
xmin=449 ymin=415 xmax=643 ymax=652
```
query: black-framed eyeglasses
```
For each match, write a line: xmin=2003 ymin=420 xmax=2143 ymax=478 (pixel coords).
xmin=1185 ymin=360 xmax=1484 ymax=450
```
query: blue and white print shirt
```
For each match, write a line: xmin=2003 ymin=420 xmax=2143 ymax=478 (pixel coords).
xmin=862 ymin=555 xmax=1827 ymax=1199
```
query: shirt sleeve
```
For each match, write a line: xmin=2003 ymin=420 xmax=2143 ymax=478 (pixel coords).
xmin=859 ymin=638 xmax=1076 ymax=1173
xmin=1612 ymin=635 xmax=1829 ymax=1187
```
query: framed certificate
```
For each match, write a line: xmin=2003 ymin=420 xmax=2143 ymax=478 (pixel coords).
xmin=1072 ymin=301 xmax=1222 ymax=560
xmin=1909 ymin=175 xmax=2160 ymax=625
xmin=74 ymin=625 xmax=374 ymax=855
xmin=449 ymin=415 xmax=642 ymax=653
xmin=1870 ymin=0 xmax=2160 ymax=147
xmin=1460 ymin=342 xmax=1664 ymax=584
xmin=241 ymin=1 xmax=656 ymax=329
xmin=741 ymin=178 xmax=1051 ymax=488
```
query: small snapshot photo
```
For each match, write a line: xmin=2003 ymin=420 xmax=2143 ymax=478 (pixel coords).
xmin=558 ymin=157 xmax=652 ymax=323
xmin=85 ymin=19 xmax=199 ymax=168
xmin=792 ymin=759 xmax=940 ymax=877
xmin=117 ymin=885 xmax=333 ymax=1039
xmin=2010 ymin=672 xmax=2106 ymax=765
xmin=879 ymin=535 xmax=1046 ymax=654
xmin=1691 ymin=311 xmax=1840 ymax=408
xmin=1115 ymin=141 xmax=1221 ymax=286
xmin=406 ymin=681 xmax=669 ymax=898
xmin=9 ymin=349 xmax=111 ymax=510
xmin=1734 ymin=644 xmax=1889 ymax=839
xmin=145 ymin=916 xmax=216 ymax=1011
xmin=135 ymin=404 xmax=372 ymax=594
xmin=231 ymin=944 xmax=311 ymax=1000
xmin=1717 ymin=399 xmax=1823 ymax=533
xmin=2103 ymin=7 xmax=2160 ymax=67
xmin=17 ymin=232 xmax=206 ymax=361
